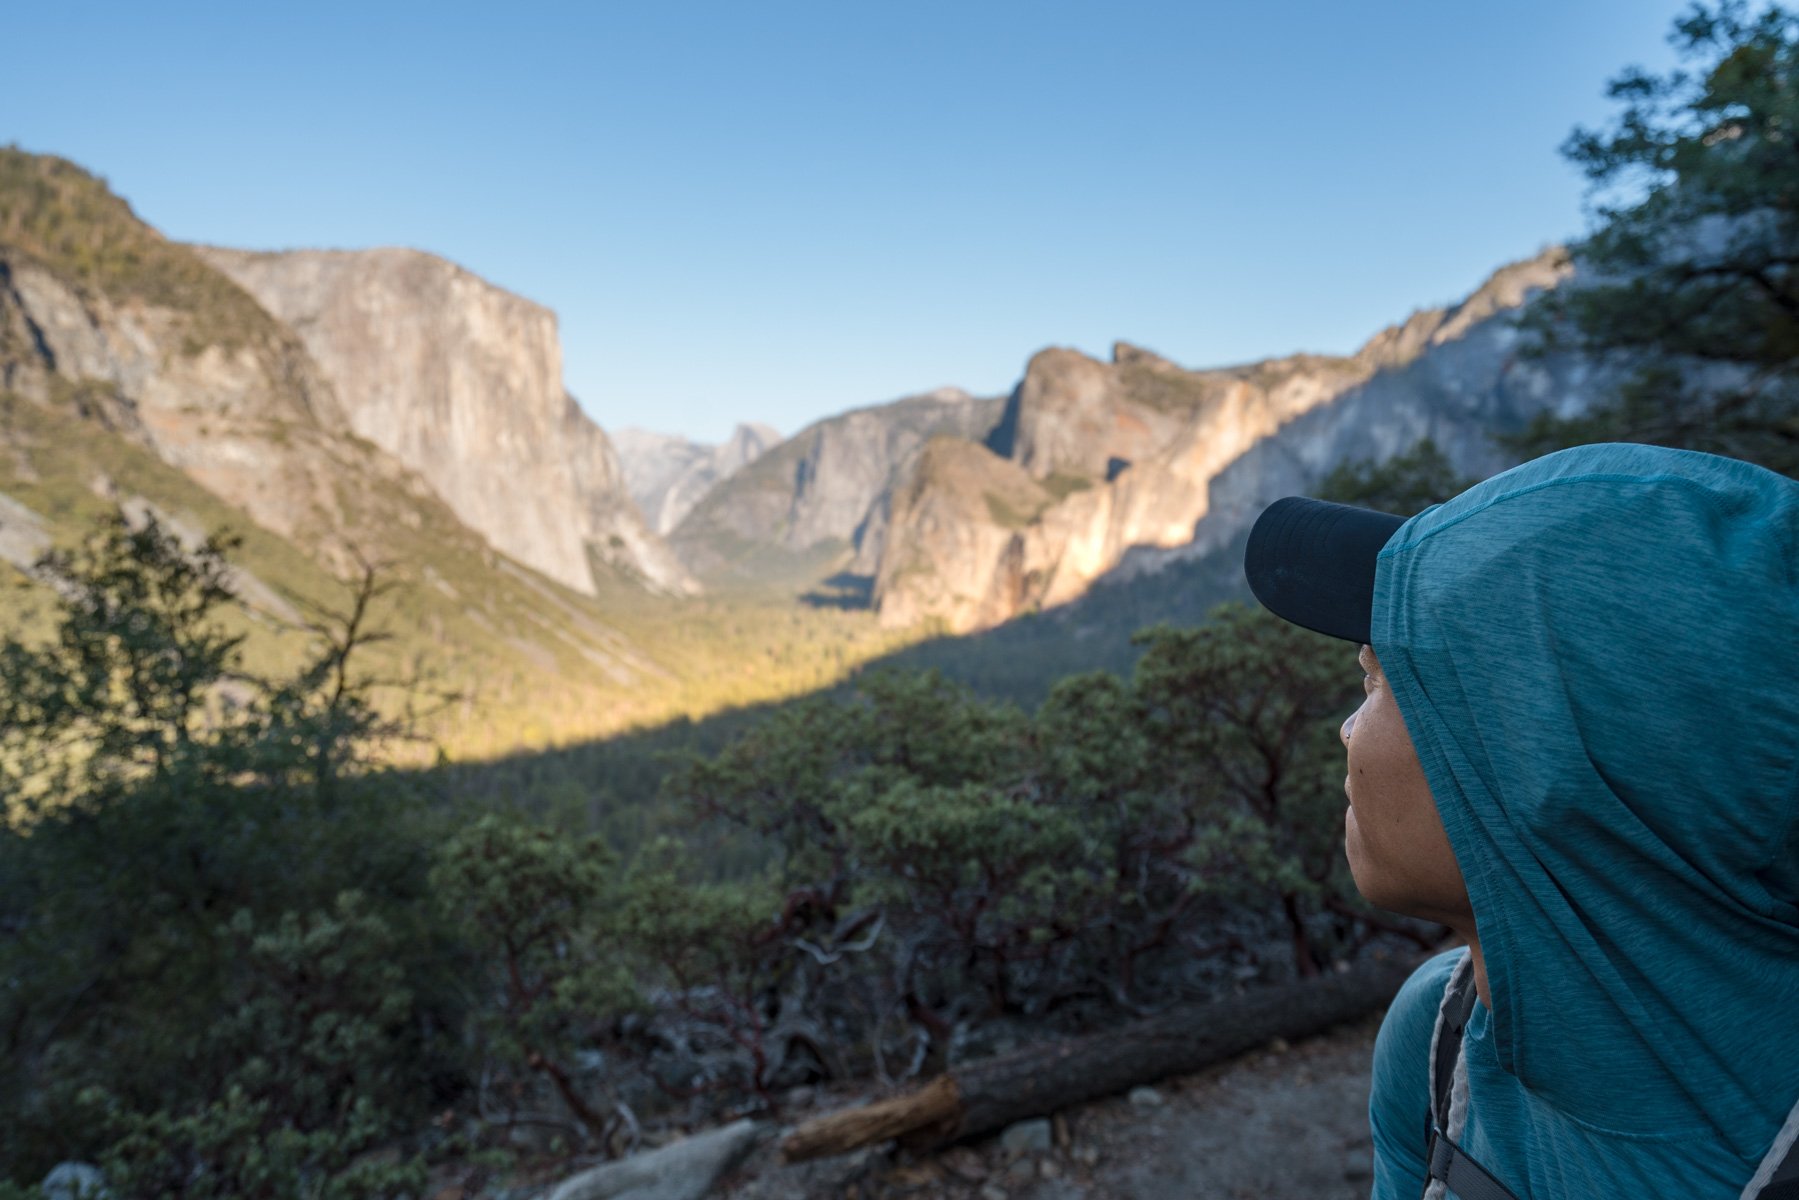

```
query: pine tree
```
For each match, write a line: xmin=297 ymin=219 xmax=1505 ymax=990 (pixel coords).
xmin=1515 ymin=2 xmax=1799 ymax=475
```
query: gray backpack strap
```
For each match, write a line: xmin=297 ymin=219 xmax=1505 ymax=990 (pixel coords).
xmin=1421 ymin=953 xmax=1521 ymax=1200
xmin=1742 ymin=1096 xmax=1799 ymax=1200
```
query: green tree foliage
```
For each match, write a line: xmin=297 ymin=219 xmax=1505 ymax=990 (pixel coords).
xmin=0 ymin=511 xmax=453 ymax=1189
xmin=92 ymin=896 xmax=429 ymax=1200
xmin=1315 ymin=436 xmax=1472 ymax=516
xmin=1516 ymin=2 xmax=1799 ymax=475
xmin=651 ymin=631 xmax=1425 ymax=1087
xmin=1132 ymin=606 xmax=1362 ymax=975
xmin=432 ymin=815 xmax=640 ymax=1149
xmin=843 ymin=776 xmax=1088 ymax=1023
xmin=614 ymin=843 xmax=790 ymax=1109
xmin=0 ymin=516 xmax=246 ymax=808
xmin=1031 ymin=672 xmax=1190 ymax=998
xmin=432 ymin=814 xmax=808 ymax=1145
xmin=659 ymin=671 xmax=1060 ymax=1075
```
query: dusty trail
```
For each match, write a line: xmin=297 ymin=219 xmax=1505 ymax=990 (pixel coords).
xmin=719 ymin=1010 xmax=1384 ymax=1200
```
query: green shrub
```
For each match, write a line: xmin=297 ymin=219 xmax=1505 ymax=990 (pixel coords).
xmin=0 ymin=509 xmax=455 ymax=1189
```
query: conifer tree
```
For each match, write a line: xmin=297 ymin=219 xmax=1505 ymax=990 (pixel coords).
xmin=1517 ymin=1 xmax=1799 ymax=474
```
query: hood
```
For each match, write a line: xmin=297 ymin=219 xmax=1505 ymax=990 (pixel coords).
xmin=1371 ymin=442 xmax=1799 ymax=1152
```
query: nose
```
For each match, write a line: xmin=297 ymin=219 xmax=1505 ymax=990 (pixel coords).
xmin=1340 ymin=708 xmax=1358 ymax=746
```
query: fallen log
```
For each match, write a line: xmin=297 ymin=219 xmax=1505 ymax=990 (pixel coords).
xmin=781 ymin=950 xmax=1417 ymax=1162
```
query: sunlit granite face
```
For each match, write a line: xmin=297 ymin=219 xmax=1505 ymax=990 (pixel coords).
xmin=198 ymin=245 xmax=694 ymax=596
xmin=868 ymin=248 xmax=1593 ymax=635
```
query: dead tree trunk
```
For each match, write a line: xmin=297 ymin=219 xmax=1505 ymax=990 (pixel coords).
xmin=782 ymin=951 xmax=1416 ymax=1163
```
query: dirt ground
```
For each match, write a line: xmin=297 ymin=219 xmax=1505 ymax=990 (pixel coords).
xmin=717 ymin=1009 xmax=1385 ymax=1200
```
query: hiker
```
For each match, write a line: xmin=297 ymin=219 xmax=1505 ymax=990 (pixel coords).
xmin=1243 ymin=442 xmax=1799 ymax=1198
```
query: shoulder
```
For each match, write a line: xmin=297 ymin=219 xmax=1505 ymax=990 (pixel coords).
xmin=1368 ymin=949 xmax=1464 ymax=1199
xmin=1375 ymin=948 xmax=1463 ymax=1075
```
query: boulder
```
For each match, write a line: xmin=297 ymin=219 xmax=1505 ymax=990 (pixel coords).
xmin=544 ymin=1119 xmax=767 ymax=1200
xmin=41 ymin=1163 xmax=108 ymax=1200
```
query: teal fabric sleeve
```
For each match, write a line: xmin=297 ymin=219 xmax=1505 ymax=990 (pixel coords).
xmin=1370 ymin=949 xmax=1462 ymax=1199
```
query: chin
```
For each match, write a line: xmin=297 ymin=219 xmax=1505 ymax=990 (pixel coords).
xmin=1344 ymin=828 xmax=1374 ymax=899
xmin=1354 ymin=880 xmax=1406 ymax=914
xmin=1346 ymin=855 xmax=1405 ymax=915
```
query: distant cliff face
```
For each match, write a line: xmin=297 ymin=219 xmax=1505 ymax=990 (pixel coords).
xmin=670 ymin=387 xmax=1005 ymax=579
xmin=197 ymin=246 xmax=692 ymax=596
xmin=613 ymin=422 xmax=781 ymax=535
xmin=1138 ymin=248 xmax=1590 ymax=577
xmin=999 ymin=343 xmax=1207 ymax=483
xmin=871 ymin=249 xmax=1583 ymax=633
xmin=870 ymin=436 xmax=1055 ymax=631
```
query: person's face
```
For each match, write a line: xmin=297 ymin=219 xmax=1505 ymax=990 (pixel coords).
xmin=1340 ymin=644 xmax=1473 ymax=925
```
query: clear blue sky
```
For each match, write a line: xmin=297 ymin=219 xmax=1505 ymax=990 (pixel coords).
xmin=10 ymin=1 xmax=1695 ymax=443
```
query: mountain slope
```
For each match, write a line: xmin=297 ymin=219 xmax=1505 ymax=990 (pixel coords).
xmin=196 ymin=245 xmax=692 ymax=596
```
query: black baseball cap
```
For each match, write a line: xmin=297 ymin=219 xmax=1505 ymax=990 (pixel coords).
xmin=1243 ymin=497 xmax=1407 ymax=645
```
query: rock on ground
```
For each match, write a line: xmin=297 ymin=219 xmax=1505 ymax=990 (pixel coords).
xmin=544 ymin=1119 xmax=767 ymax=1200
xmin=41 ymin=1163 xmax=108 ymax=1200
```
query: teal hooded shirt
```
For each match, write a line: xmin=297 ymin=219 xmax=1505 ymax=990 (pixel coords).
xmin=1362 ymin=444 xmax=1799 ymax=1198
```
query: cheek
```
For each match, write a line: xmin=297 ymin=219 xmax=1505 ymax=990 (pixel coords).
xmin=1344 ymin=707 xmax=1371 ymax=787
xmin=1344 ymin=698 xmax=1399 ymax=826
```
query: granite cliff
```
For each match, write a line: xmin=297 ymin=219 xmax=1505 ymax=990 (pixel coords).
xmin=613 ymin=422 xmax=781 ymax=535
xmin=197 ymin=246 xmax=692 ymax=596
xmin=669 ymin=386 xmax=1005 ymax=580
xmin=871 ymin=250 xmax=1586 ymax=632
xmin=1125 ymin=249 xmax=1593 ymax=577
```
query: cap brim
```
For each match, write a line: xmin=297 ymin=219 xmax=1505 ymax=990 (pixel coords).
xmin=1244 ymin=497 xmax=1406 ymax=644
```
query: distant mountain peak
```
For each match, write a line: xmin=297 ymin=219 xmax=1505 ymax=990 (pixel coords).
xmin=612 ymin=422 xmax=783 ymax=535
xmin=1111 ymin=340 xmax=1174 ymax=367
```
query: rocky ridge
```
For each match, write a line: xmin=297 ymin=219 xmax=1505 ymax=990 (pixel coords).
xmin=2 ymin=149 xmax=1596 ymax=694
xmin=1115 ymin=246 xmax=1591 ymax=582
xmin=197 ymin=246 xmax=692 ymax=596
xmin=613 ymin=422 xmax=782 ymax=535
xmin=869 ymin=249 xmax=1585 ymax=633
